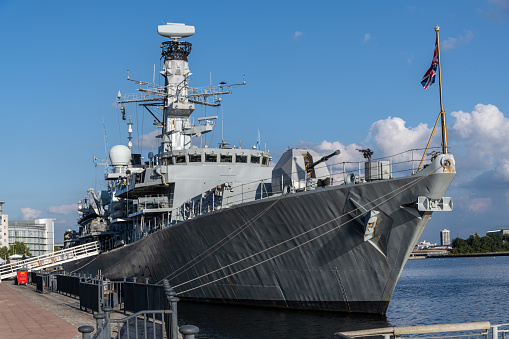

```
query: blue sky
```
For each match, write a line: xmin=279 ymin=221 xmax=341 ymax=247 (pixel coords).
xmin=1 ymin=0 xmax=508 ymax=243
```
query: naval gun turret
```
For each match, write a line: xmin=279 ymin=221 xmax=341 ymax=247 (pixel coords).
xmin=272 ymin=148 xmax=340 ymax=194
xmin=306 ymin=150 xmax=341 ymax=174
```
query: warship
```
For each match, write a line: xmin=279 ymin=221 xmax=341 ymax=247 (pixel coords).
xmin=64 ymin=23 xmax=455 ymax=314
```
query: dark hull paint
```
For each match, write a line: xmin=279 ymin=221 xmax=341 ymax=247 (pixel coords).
xmin=65 ymin=170 xmax=454 ymax=315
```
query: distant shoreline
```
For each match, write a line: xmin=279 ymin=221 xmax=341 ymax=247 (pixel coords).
xmin=411 ymin=251 xmax=509 ymax=259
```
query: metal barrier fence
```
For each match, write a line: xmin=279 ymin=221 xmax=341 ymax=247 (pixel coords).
xmin=35 ymin=273 xmax=57 ymax=293
xmin=77 ymin=279 xmax=199 ymax=339
xmin=80 ymin=276 xmax=104 ymax=312
xmin=57 ymin=273 xmax=81 ymax=297
xmin=27 ymin=271 xmax=199 ymax=338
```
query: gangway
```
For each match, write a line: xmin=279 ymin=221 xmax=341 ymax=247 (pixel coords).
xmin=0 ymin=242 xmax=100 ymax=281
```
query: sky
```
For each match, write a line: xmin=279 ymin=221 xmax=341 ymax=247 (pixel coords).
xmin=0 ymin=0 xmax=508 ymax=243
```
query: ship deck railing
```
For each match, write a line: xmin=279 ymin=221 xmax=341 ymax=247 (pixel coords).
xmin=336 ymin=321 xmax=497 ymax=339
xmin=95 ymin=147 xmax=449 ymax=250
xmin=170 ymin=146 xmax=448 ymax=219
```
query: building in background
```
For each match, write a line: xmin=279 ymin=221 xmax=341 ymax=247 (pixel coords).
xmin=486 ymin=229 xmax=509 ymax=236
xmin=0 ymin=201 xmax=8 ymax=248
xmin=440 ymin=229 xmax=451 ymax=246
xmin=8 ymin=219 xmax=55 ymax=256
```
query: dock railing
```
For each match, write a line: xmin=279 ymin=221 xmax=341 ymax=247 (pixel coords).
xmin=26 ymin=270 xmax=198 ymax=338
xmin=336 ymin=322 xmax=492 ymax=339
xmin=76 ymin=278 xmax=199 ymax=339
xmin=0 ymin=242 xmax=100 ymax=280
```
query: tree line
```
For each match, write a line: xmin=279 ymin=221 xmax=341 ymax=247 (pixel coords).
xmin=451 ymin=233 xmax=509 ymax=254
xmin=0 ymin=241 xmax=32 ymax=260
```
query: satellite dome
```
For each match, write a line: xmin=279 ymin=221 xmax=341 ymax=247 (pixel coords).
xmin=109 ymin=145 xmax=131 ymax=166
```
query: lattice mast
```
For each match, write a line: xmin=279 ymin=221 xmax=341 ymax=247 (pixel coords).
xmin=116 ymin=23 xmax=245 ymax=156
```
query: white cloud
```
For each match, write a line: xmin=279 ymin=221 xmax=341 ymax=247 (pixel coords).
xmin=451 ymin=104 xmax=509 ymax=177
xmin=441 ymin=30 xmax=474 ymax=51
xmin=467 ymin=197 xmax=491 ymax=213
xmin=20 ymin=207 xmax=41 ymax=220
xmin=134 ymin=129 xmax=160 ymax=150
xmin=313 ymin=140 xmax=365 ymax=163
xmin=293 ymin=31 xmax=303 ymax=40
xmin=369 ymin=116 xmax=433 ymax=157
xmin=54 ymin=219 xmax=68 ymax=224
xmin=363 ymin=33 xmax=371 ymax=43
xmin=47 ymin=204 xmax=77 ymax=215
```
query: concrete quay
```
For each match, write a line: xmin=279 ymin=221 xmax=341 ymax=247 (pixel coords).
xmin=0 ymin=281 xmax=82 ymax=338
xmin=0 ymin=279 xmax=187 ymax=339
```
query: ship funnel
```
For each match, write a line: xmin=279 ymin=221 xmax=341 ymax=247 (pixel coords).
xmin=109 ymin=145 xmax=131 ymax=174
xmin=158 ymin=23 xmax=195 ymax=39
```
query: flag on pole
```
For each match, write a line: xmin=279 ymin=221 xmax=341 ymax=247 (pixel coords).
xmin=421 ymin=37 xmax=438 ymax=90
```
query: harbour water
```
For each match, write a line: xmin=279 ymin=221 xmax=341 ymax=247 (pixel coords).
xmin=177 ymin=256 xmax=509 ymax=338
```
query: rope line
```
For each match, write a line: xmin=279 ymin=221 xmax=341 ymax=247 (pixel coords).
xmin=174 ymin=166 xmax=441 ymax=294
xmin=161 ymin=197 xmax=283 ymax=282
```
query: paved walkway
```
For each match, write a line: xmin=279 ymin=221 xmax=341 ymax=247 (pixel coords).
xmin=0 ymin=280 xmax=185 ymax=339
xmin=0 ymin=281 xmax=78 ymax=338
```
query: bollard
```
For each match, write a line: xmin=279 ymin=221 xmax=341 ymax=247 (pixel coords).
xmin=93 ymin=313 xmax=106 ymax=339
xmin=493 ymin=326 xmax=499 ymax=339
xmin=133 ymin=277 xmax=137 ymax=283
xmin=102 ymin=306 xmax=112 ymax=338
xmin=179 ymin=325 xmax=200 ymax=339
xmin=78 ymin=325 xmax=94 ymax=339
xmin=169 ymin=296 xmax=180 ymax=339
xmin=145 ymin=277 xmax=149 ymax=284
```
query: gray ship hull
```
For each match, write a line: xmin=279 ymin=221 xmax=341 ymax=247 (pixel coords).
xmin=66 ymin=168 xmax=454 ymax=315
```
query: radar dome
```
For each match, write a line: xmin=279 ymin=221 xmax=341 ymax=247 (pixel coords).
xmin=109 ymin=145 xmax=131 ymax=166
xmin=158 ymin=23 xmax=195 ymax=39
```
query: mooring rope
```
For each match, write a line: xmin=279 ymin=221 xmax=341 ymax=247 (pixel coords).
xmin=174 ymin=166 xmax=442 ymax=294
xmin=162 ymin=196 xmax=283 ymax=282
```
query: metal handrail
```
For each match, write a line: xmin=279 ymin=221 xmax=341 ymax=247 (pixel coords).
xmin=0 ymin=242 xmax=100 ymax=280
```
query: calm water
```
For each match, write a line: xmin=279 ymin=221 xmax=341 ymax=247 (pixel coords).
xmin=177 ymin=256 xmax=509 ymax=338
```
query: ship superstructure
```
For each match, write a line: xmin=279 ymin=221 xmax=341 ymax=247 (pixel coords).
xmin=67 ymin=23 xmax=456 ymax=314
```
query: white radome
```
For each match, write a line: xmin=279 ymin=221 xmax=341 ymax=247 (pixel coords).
xmin=158 ymin=23 xmax=195 ymax=39
xmin=109 ymin=145 xmax=131 ymax=166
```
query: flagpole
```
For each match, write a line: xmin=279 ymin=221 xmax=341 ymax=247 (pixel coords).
xmin=436 ymin=25 xmax=448 ymax=154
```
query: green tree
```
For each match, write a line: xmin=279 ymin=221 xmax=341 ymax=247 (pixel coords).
xmin=0 ymin=246 xmax=8 ymax=260
xmin=54 ymin=245 xmax=62 ymax=252
xmin=451 ymin=237 xmax=470 ymax=254
xmin=468 ymin=234 xmax=482 ymax=253
xmin=8 ymin=242 xmax=32 ymax=257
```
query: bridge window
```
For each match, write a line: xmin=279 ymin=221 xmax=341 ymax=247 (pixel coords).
xmin=205 ymin=154 xmax=217 ymax=163
xmin=236 ymin=155 xmax=247 ymax=163
xmin=251 ymin=156 xmax=260 ymax=164
xmin=175 ymin=155 xmax=186 ymax=164
xmin=189 ymin=154 xmax=202 ymax=163
xmin=262 ymin=156 xmax=269 ymax=166
xmin=220 ymin=154 xmax=233 ymax=163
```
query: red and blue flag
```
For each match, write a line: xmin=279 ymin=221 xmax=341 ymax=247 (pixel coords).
xmin=421 ymin=38 xmax=438 ymax=90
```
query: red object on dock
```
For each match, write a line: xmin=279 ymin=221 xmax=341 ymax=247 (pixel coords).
xmin=17 ymin=270 xmax=28 ymax=285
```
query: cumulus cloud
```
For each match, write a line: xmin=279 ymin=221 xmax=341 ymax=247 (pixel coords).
xmin=47 ymin=204 xmax=77 ymax=215
xmin=135 ymin=130 xmax=160 ymax=150
xmin=451 ymin=104 xmax=509 ymax=177
xmin=481 ymin=0 xmax=509 ymax=21
xmin=441 ymin=30 xmax=474 ymax=51
xmin=467 ymin=197 xmax=492 ymax=213
xmin=363 ymin=33 xmax=371 ymax=43
xmin=20 ymin=207 xmax=41 ymax=220
xmin=369 ymin=117 xmax=434 ymax=157
xmin=300 ymin=140 xmax=365 ymax=163
xmin=293 ymin=31 xmax=303 ymax=40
